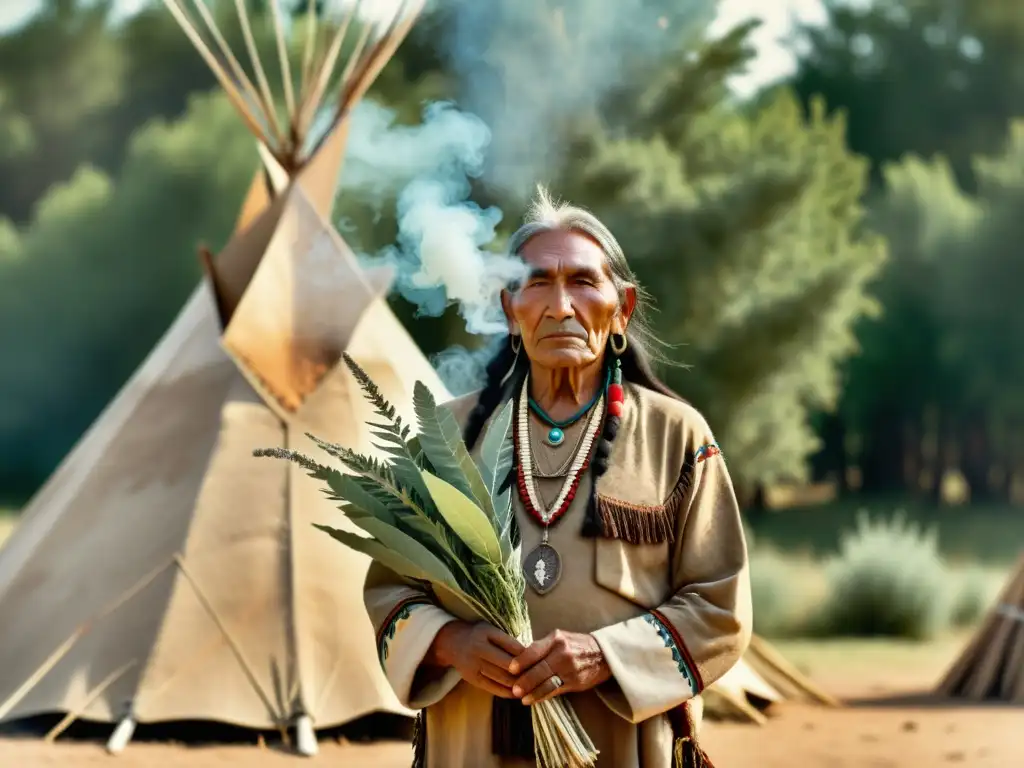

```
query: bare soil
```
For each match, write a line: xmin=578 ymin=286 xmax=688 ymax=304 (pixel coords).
xmin=2 ymin=636 xmax=1021 ymax=767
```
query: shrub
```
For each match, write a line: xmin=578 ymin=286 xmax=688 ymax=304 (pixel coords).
xmin=748 ymin=541 xmax=826 ymax=638
xmin=950 ymin=565 xmax=1001 ymax=628
xmin=813 ymin=511 xmax=953 ymax=640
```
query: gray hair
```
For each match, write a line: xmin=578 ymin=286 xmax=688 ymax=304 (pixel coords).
xmin=507 ymin=185 xmax=669 ymax=366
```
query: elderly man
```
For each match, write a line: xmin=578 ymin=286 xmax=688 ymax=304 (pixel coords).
xmin=364 ymin=187 xmax=752 ymax=767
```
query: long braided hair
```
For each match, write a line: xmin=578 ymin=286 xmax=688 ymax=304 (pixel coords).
xmin=463 ymin=186 xmax=680 ymax=537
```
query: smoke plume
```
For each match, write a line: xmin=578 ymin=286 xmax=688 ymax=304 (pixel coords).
xmin=441 ymin=0 xmax=716 ymax=200
xmin=338 ymin=0 xmax=714 ymax=393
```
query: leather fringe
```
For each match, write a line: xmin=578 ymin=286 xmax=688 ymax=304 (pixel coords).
xmin=411 ymin=711 xmax=426 ymax=768
xmin=664 ymin=453 xmax=696 ymax=518
xmin=491 ymin=696 xmax=535 ymax=758
xmin=594 ymin=495 xmax=676 ymax=544
xmin=592 ymin=453 xmax=696 ymax=545
xmin=674 ymin=737 xmax=716 ymax=768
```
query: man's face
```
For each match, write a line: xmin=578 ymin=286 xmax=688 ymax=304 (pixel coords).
xmin=502 ymin=229 xmax=631 ymax=369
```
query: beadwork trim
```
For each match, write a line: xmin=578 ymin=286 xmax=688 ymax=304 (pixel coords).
xmin=515 ymin=375 xmax=604 ymax=528
xmin=643 ymin=610 xmax=704 ymax=692
xmin=376 ymin=597 xmax=432 ymax=666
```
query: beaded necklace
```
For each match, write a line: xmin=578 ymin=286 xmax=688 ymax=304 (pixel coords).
xmin=515 ymin=360 xmax=626 ymax=595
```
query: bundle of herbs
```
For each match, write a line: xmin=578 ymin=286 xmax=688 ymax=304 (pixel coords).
xmin=254 ymin=355 xmax=598 ymax=768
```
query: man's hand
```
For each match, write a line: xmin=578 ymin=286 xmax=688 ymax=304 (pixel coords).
xmin=426 ymin=620 xmax=525 ymax=699
xmin=508 ymin=630 xmax=612 ymax=705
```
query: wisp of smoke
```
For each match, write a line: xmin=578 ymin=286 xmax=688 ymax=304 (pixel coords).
xmin=344 ymin=100 xmax=525 ymax=335
xmin=334 ymin=1 xmax=714 ymax=392
xmin=340 ymin=99 xmax=526 ymax=392
xmin=441 ymin=0 xmax=716 ymax=199
xmin=431 ymin=338 xmax=506 ymax=397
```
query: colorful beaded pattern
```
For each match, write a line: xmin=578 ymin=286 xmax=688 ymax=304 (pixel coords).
xmin=694 ymin=441 xmax=721 ymax=463
xmin=642 ymin=610 xmax=702 ymax=693
xmin=515 ymin=375 xmax=605 ymax=529
xmin=376 ymin=597 xmax=432 ymax=666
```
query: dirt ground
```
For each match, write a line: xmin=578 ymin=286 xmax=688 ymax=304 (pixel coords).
xmin=1 ymin=636 xmax=1021 ymax=767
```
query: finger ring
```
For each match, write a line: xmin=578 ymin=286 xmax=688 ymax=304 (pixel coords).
xmin=550 ymin=675 xmax=564 ymax=690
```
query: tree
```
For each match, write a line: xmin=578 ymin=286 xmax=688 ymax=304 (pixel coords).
xmin=840 ymin=155 xmax=979 ymax=498
xmin=0 ymin=3 xmax=452 ymax=501
xmin=544 ymin=25 xmax=886 ymax=495
xmin=790 ymin=0 xmax=1024 ymax=192
xmin=942 ymin=123 xmax=1024 ymax=501
xmin=0 ymin=91 xmax=255 ymax=497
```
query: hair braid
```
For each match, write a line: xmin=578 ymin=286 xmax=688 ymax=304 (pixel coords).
xmin=462 ymin=337 xmax=525 ymax=451
xmin=580 ymin=343 xmax=683 ymax=537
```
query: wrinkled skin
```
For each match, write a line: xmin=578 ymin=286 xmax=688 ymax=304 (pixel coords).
xmin=428 ymin=621 xmax=525 ymax=699
xmin=426 ymin=229 xmax=635 ymax=704
xmin=501 ymin=229 xmax=636 ymax=420
xmin=509 ymin=629 xmax=613 ymax=705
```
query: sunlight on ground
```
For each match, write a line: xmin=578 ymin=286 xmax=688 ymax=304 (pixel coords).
xmin=771 ymin=631 xmax=972 ymax=696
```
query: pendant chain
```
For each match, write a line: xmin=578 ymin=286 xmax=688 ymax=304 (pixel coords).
xmin=530 ymin=415 xmax=591 ymax=478
xmin=515 ymin=375 xmax=604 ymax=529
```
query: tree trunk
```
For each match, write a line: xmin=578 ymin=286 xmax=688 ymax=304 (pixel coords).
xmin=902 ymin=418 xmax=923 ymax=499
xmin=812 ymin=412 xmax=848 ymax=494
xmin=860 ymin=405 xmax=906 ymax=496
xmin=960 ymin=415 xmax=995 ymax=504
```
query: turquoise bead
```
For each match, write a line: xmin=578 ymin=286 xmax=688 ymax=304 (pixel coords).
xmin=547 ymin=427 xmax=565 ymax=445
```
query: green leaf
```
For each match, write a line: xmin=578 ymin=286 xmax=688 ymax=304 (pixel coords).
xmin=478 ymin=398 xmax=516 ymax=549
xmin=413 ymin=382 xmax=494 ymax=516
xmin=324 ymin=472 xmax=399 ymax=525
xmin=308 ymin=432 xmax=435 ymax=522
xmin=420 ymin=469 xmax=503 ymax=564
xmin=342 ymin=515 xmax=456 ymax=584
xmin=314 ymin=525 xmax=436 ymax=584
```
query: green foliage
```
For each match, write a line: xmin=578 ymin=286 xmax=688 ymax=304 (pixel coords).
xmin=949 ymin=565 xmax=1001 ymax=628
xmin=542 ymin=27 xmax=885 ymax=490
xmin=790 ymin=0 xmax=1024 ymax=191
xmin=255 ymin=356 xmax=595 ymax=764
xmin=748 ymin=543 xmax=826 ymax=638
xmin=813 ymin=512 xmax=953 ymax=640
xmin=748 ymin=510 xmax=1005 ymax=639
xmin=747 ymin=498 xmax=1024 ymax=568
xmin=0 ymin=90 xmax=254 ymax=492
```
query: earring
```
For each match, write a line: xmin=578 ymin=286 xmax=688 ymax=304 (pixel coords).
xmin=610 ymin=332 xmax=628 ymax=355
xmin=501 ymin=334 xmax=522 ymax=386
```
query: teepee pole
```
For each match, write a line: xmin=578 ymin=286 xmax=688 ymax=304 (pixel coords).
xmin=44 ymin=660 xmax=138 ymax=743
xmin=296 ymin=0 xmax=361 ymax=138
xmin=183 ymin=0 xmax=278 ymax=144
xmin=135 ymin=595 xmax=267 ymax=705
xmin=232 ymin=0 xmax=285 ymax=147
xmin=0 ymin=557 xmax=174 ymax=721
xmin=298 ymin=0 xmax=319 ymax=108
xmin=332 ymin=18 xmax=374 ymax=105
xmin=159 ymin=0 xmax=268 ymax=141
xmin=332 ymin=0 xmax=425 ymax=124
xmin=172 ymin=554 xmax=282 ymax=724
xmin=269 ymin=0 xmax=296 ymax=122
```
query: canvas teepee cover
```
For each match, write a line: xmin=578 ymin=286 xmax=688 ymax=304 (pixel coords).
xmin=0 ymin=0 xmax=439 ymax=755
xmin=704 ymin=634 xmax=839 ymax=724
xmin=935 ymin=553 xmax=1024 ymax=701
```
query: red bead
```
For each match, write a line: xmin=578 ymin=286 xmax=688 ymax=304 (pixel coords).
xmin=608 ymin=384 xmax=624 ymax=402
xmin=608 ymin=400 xmax=623 ymax=418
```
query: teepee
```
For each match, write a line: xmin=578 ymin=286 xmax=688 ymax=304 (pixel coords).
xmin=935 ymin=554 xmax=1024 ymax=701
xmin=0 ymin=0 xmax=442 ymax=756
xmin=704 ymin=635 xmax=839 ymax=724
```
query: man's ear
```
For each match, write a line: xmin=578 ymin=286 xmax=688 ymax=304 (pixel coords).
xmin=614 ymin=286 xmax=637 ymax=333
xmin=500 ymin=289 xmax=519 ymax=335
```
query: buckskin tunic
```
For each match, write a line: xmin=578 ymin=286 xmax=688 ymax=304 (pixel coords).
xmin=364 ymin=382 xmax=752 ymax=767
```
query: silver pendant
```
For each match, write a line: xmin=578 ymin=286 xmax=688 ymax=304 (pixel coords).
xmin=523 ymin=542 xmax=562 ymax=595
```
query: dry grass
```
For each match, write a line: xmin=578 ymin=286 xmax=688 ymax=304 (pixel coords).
xmin=768 ymin=631 xmax=973 ymax=696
